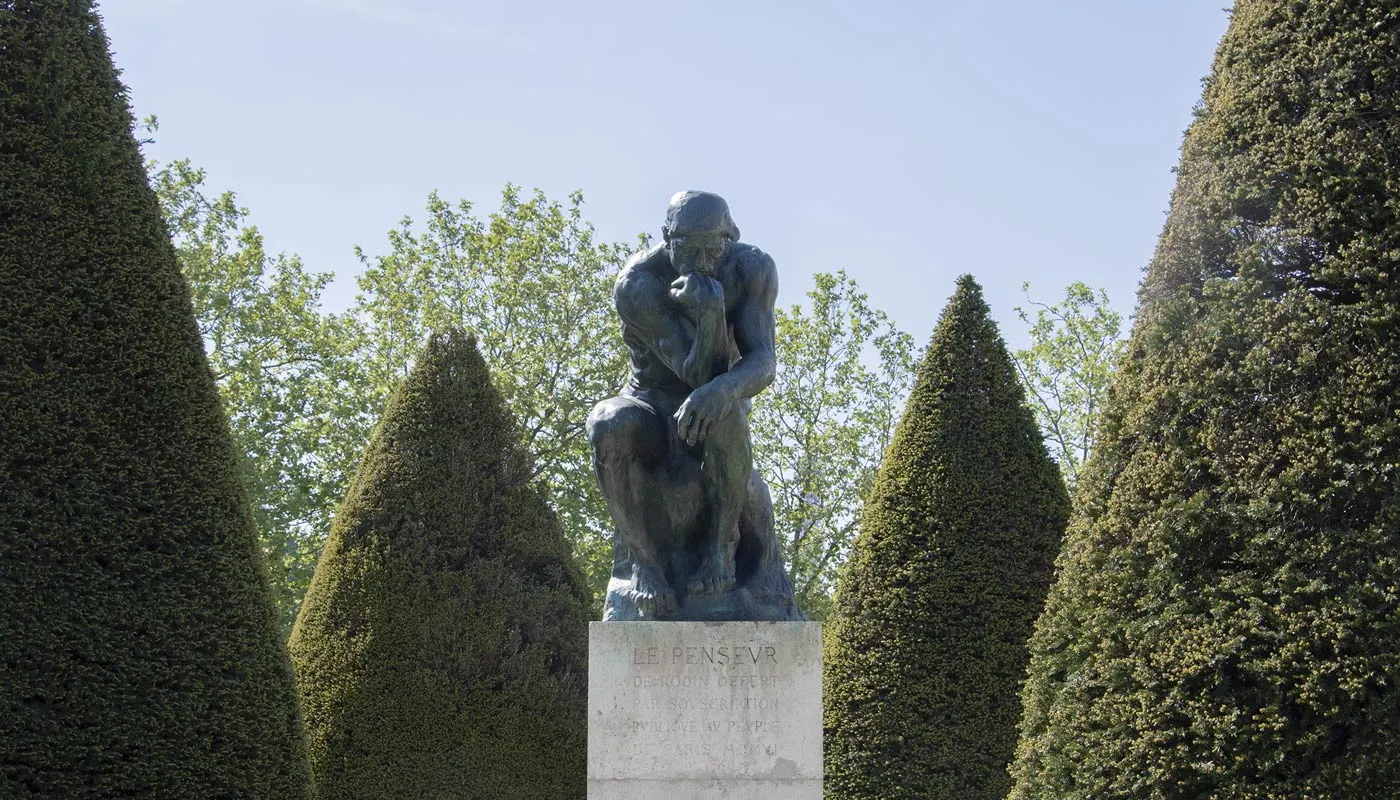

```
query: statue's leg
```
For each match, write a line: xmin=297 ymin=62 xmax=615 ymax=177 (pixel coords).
xmin=740 ymin=469 xmax=783 ymax=573
xmin=688 ymin=406 xmax=752 ymax=595
xmin=738 ymin=470 xmax=800 ymax=614
xmin=587 ymin=396 xmax=676 ymax=617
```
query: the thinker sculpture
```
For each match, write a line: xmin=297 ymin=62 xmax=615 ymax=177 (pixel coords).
xmin=587 ymin=191 xmax=803 ymax=621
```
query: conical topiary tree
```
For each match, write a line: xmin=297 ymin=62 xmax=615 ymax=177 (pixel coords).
xmin=0 ymin=3 xmax=312 ymax=797
xmin=823 ymin=276 xmax=1071 ymax=800
xmin=1011 ymin=2 xmax=1400 ymax=797
xmin=289 ymin=329 xmax=591 ymax=799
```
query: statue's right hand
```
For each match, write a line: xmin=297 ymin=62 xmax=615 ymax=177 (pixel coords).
xmin=669 ymin=274 xmax=724 ymax=313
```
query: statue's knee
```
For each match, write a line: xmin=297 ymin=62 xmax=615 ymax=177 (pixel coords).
xmin=586 ymin=400 xmax=624 ymax=455
xmin=711 ymin=408 xmax=751 ymax=443
xmin=588 ymin=399 xmax=658 ymax=464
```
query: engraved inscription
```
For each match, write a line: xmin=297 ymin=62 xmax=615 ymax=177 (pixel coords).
xmin=610 ymin=639 xmax=786 ymax=767
xmin=633 ymin=645 xmax=780 ymax=666
xmin=587 ymin=622 xmax=822 ymax=786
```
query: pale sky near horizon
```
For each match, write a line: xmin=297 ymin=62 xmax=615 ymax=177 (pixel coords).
xmin=101 ymin=0 xmax=1233 ymax=351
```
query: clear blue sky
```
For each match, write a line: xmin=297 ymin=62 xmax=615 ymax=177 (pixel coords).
xmin=102 ymin=0 xmax=1231 ymax=349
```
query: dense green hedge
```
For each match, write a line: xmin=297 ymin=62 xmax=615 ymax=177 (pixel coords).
xmin=1011 ymin=2 xmax=1400 ymax=797
xmin=823 ymin=276 xmax=1070 ymax=800
xmin=289 ymin=330 xmax=591 ymax=799
xmin=0 ymin=2 xmax=312 ymax=797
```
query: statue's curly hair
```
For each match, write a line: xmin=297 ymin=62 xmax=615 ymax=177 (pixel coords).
xmin=663 ymin=190 xmax=741 ymax=242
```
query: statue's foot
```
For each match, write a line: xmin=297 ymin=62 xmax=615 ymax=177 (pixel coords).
xmin=623 ymin=563 xmax=677 ymax=618
xmin=687 ymin=551 xmax=736 ymax=596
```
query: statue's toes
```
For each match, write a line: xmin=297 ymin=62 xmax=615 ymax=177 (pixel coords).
xmin=657 ymin=590 xmax=677 ymax=615
xmin=635 ymin=587 xmax=676 ymax=618
xmin=688 ymin=570 xmax=736 ymax=596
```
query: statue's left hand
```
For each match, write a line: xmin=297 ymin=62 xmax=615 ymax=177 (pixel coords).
xmin=675 ymin=383 xmax=735 ymax=447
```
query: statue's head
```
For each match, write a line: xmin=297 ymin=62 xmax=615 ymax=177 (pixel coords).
xmin=662 ymin=191 xmax=740 ymax=276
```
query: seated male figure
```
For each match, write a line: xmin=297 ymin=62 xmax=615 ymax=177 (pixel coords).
xmin=586 ymin=191 xmax=778 ymax=618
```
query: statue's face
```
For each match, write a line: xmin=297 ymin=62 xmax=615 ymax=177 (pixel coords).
xmin=666 ymin=228 xmax=728 ymax=276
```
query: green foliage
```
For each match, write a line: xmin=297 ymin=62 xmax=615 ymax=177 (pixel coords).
xmin=148 ymin=136 xmax=371 ymax=636
xmin=751 ymin=270 xmax=915 ymax=619
xmin=353 ymin=189 xmax=636 ymax=611
xmin=824 ymin=277 xmax=1070 ymax=800
xmin=1012 ymin=2 xmax=1400 ymax=797
xmin=289 ymin=330 xmax=591 ymax=799
xmin=1012 ymin=281 xmax=1125 ymax=490
xmin=126 ymin=155 xmax=920 ymax=628
xmin=0 ymin=4 xmax=311 ymax=796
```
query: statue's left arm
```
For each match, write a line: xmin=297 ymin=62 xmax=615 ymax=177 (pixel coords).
xmin=675 ymin=252 xmax=779 ymax=445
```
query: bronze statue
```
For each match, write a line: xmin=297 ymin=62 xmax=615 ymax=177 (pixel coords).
xmin=587 ymin=191 xmax=803 ymax=621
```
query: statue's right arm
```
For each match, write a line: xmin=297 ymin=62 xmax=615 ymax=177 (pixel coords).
xmin=615 ymin=267 xmax=705 ymax=386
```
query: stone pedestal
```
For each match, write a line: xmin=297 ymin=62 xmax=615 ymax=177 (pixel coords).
xmin=587 ymin=621 xmax=822 ymax=799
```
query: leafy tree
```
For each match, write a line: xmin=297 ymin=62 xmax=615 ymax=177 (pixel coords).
xmin=824 ymin=276 xmax=1069 ymax=800
xmin=353 ymin=188 xmax=635 ymax=609
xmin=128 ymin=161 xmax=922 ymax=635
xmin=1012 ymin=2 xmax=1400 ymax=797
xmin=0 ymin=3 xmax=311 ymax=796
xmin=289 ymin=330 xmax=590 ymax=799
xmin=751 ymin=270 xmax=915 ymax=619
xmin=147 ymin=134 xmax=372 ymax=635
xmin=1012 ymin=281 xmax=1125 ymax=490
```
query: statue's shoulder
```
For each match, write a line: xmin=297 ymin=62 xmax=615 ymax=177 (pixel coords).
xmin=728 ymin=243 xmax=778 ymax=299
xmin=614 ymin=242 xmax=668 ymax=305
xmin=729 ymin=242 xmax=775 ymax=271
xmin=618 ymin=243 xmax=667 ymax=282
